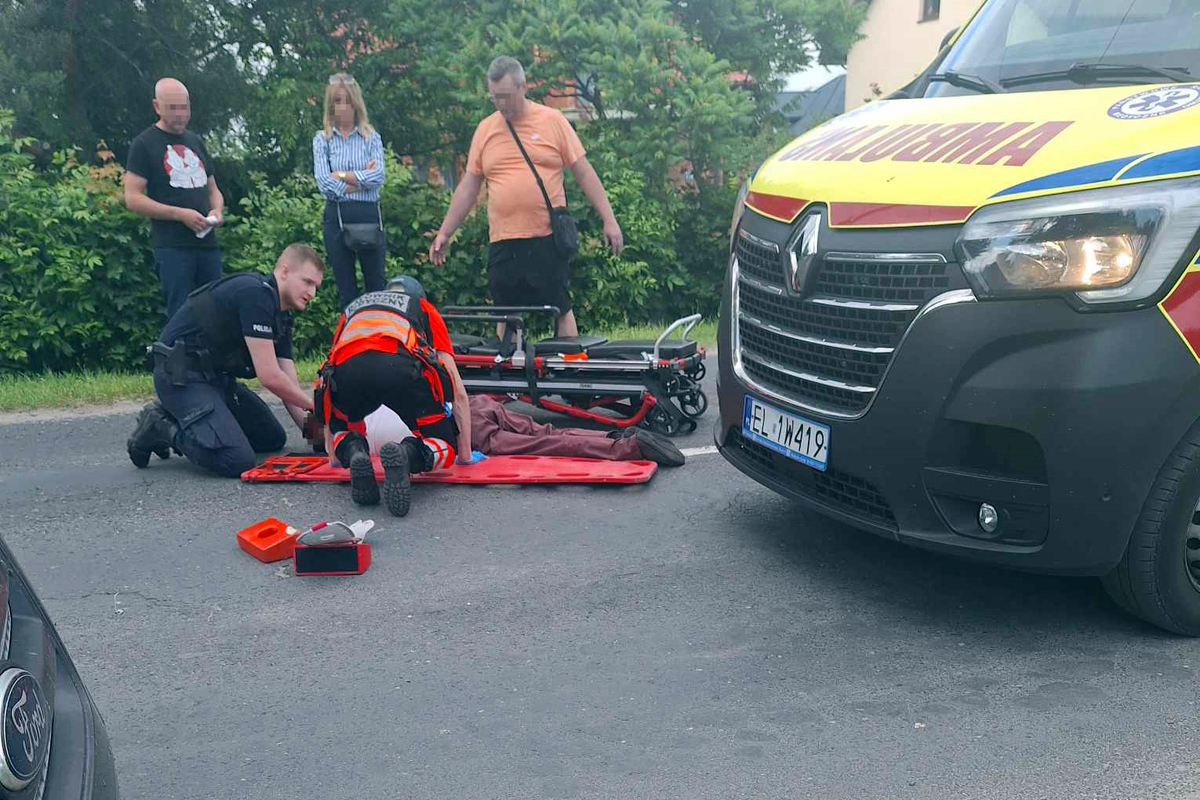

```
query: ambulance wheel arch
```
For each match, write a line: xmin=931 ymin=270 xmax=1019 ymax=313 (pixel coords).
xmin=1103 ymin=414 xmax=1200 ymax=636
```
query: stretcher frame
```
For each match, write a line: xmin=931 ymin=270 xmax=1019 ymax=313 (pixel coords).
xmin=441 ymin=306 xmax=708 ymax=436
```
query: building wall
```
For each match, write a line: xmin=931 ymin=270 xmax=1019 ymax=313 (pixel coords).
xmin=844 ymin=0 xmax=981 ymax=110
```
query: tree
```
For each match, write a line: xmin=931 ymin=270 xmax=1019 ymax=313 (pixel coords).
xmin=668 ymin=0 xmax=866 ymax=96
xmin=0 ymin=0 xmax=248 ymax=161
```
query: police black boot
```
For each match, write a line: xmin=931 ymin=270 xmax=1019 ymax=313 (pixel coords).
xmin=336 ymin=436 xmax=378 ymax=506
xmin=127 ymin=402 xmax=178 ymax=469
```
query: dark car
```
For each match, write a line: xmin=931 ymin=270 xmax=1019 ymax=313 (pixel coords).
xmin=0 ymin=535 xmax=119 ymax=799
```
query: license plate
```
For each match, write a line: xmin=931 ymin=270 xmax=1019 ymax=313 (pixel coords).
xmin=742 ymin=396 xmax=830 ymax=471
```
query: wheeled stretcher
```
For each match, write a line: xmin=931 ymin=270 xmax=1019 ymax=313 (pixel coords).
xmin=441 ymin=306 xmax=708 ymax=436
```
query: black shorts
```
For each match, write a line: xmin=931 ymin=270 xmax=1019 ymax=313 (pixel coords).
xmin=487 ymin=235 xmax=572 ymax=314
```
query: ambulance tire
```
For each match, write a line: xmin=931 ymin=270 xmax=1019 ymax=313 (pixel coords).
xmin=1102 ymin=421 xmax=1200 ymax=636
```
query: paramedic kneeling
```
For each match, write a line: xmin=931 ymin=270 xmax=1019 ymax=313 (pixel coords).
xmin=316 ymin=275 xmax=474 ymax=517
xmin=126 ymin=244 xmax=324 ymax=477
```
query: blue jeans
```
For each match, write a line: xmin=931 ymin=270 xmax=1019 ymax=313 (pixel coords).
xmin=154 ymin=247 xmax=224 ymax=320
xmin=153 ymin=370 xmax=287 ymax=478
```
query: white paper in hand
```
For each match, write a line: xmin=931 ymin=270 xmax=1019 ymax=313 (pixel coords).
xmin=195 ymin=214 xmax=220 ymax=239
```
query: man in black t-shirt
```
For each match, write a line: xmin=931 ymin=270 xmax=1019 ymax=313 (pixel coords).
xmin=126 ymin=244 xmax=325 ymax=478
xmin=124 ymin=77 xmax=227 ymax=319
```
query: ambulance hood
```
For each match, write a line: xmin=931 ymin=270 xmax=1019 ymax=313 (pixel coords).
xmin=747 ymin=83 xmax=1200 ymax=227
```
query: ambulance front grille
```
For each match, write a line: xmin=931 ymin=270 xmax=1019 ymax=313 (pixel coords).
xmin=733 ymin=229 xmax=953 ymax=417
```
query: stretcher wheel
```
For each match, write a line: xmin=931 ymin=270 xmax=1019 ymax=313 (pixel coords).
xmin=646 ymin=406 xmax=696 ymax=436
xmin=680 ymin=390 xmax=708 ymax=419
xmin=646 ymin=406 xmax=682 ymax=437
xmin=689 ymin=362 xmax=706 ymax=381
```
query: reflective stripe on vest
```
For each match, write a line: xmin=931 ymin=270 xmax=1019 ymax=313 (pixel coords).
xmin=331 ymin=310 xmax=418 ymax=363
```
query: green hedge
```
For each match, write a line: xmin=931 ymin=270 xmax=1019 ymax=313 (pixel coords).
xmin=0 ymin=111 xmax=733 ymax=374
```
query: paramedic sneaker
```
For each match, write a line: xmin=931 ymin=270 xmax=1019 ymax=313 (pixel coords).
xmin=634 ymin=429 xmax=685 ymax=467
xmin=348 ymin=447 xmax=380 ymax=506
xmin=127 ymin=402 xmax=178 ymax=469
xmin=380 ymin=441 xmax=412 ymax=517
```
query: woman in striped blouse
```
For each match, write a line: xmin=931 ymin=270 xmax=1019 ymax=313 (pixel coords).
xmin=313 ymin=72 xmax=388 ymax=309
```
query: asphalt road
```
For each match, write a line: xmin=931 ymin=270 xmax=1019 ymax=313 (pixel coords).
xmin=1 ymin=369 xmax=1199 ymax=800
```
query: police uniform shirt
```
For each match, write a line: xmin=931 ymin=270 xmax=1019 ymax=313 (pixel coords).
xmin=159 ymin=273 xmax=293 ymax=360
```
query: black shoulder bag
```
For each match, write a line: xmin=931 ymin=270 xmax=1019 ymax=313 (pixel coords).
xmin=505 ymin=119 xmax=578 ymax=259
xmin=325 ymin=134 xmax=384 ymax=252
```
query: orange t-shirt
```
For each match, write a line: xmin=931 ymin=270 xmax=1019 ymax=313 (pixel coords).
xmin=466 ymin=102 xmax=586 ymax=243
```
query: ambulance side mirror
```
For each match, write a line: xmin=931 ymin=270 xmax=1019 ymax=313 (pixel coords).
xmin=939 ymin=26 xmax=959 ymax=52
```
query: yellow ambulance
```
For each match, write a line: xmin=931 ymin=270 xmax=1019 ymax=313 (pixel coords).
xmin=718 ymin=0 xmax=1200 ymax=634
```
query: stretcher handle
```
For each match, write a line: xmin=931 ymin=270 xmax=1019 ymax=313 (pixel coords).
xmin=654 ymin=314 xmax=703 ymax=361
xmin=443 ymin=312 xmax=527 ymax=357
xmin=444 ymin=305 xmax=562 ymax=318
xmin=442 ymin=313 xmax=527 ymax=327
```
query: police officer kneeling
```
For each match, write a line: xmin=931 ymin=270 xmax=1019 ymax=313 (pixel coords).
xmin=316 ymin=275 xmax=475 ymax=517
xmin=127 ymin=244 xmax=325 ymax=477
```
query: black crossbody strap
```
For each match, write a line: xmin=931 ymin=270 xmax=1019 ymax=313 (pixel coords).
xmin=505 ymin=118 xmax=558 ymax=215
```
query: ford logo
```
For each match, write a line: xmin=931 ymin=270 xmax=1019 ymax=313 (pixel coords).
xmin=0 ymin=667 xmax=50 ymax=791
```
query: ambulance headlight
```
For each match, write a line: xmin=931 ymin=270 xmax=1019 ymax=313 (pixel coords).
xmin=955 ymin=178 xmax=1200 ymax=305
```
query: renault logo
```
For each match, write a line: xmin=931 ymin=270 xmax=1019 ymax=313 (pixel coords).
xmin=789 ymin=213 xmax=821 ymax=294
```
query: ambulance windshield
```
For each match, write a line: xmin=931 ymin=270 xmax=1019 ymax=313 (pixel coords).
xmin=928 ymin=0 xmax=1200 ymax=97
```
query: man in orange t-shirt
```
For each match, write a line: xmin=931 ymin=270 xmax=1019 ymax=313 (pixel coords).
xmin=429 ymin=56 xmax=623 ymax=337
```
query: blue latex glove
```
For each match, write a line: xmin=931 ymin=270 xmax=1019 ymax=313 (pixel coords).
xmin=458 ymin=450 xmax=488 ymax=465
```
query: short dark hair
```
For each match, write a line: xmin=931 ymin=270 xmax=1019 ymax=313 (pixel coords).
xmin=279 ymin=243 xmax=324 ymax=272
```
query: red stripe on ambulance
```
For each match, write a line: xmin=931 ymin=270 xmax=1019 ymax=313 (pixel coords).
xmin=1162 ymin=271 xmax=1200 ymax=359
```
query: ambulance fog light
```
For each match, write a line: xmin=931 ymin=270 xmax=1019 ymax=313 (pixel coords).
xmin=978 ymin=503 xmax=999 ymax=534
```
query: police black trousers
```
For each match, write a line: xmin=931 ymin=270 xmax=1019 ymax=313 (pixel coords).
xmin=323 ymin=201 xmax=387 ymax=310
xmin=153 ymin=370 xmax=287 ymax=478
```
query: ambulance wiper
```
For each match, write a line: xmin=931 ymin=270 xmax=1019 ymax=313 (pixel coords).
xmin=1002 ymin=62 xmax=1192 ymax=88
xmin=927 ymin=70 xmax=1006 ymax=94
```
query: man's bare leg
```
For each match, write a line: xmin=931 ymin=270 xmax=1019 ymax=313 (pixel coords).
xmin=556 ymin=309 xmax=578 ymax=337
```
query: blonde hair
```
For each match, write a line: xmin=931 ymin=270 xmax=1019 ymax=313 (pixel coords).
xmin=323 ymin=73 xmax=374 ymax=138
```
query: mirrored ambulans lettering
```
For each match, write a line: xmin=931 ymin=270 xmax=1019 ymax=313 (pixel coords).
xmin=779 ymin=121 xmax=1074 ymax=167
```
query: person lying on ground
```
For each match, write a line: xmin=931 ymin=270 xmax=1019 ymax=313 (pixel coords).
xmin=348 ymin=394 xmax=685 ymax=467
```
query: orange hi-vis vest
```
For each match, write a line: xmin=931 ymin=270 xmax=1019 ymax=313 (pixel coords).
xmin=327 ymin=291 xmax=426 ymax=366
xmin=315 ymin=290 xmax=450 ymax=432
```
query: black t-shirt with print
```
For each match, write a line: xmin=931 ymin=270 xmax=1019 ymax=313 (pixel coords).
xmin=159 ymin=273 xmax=293 ymax=363
xmin=126 ymin=124 xmax=218 ymax=250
